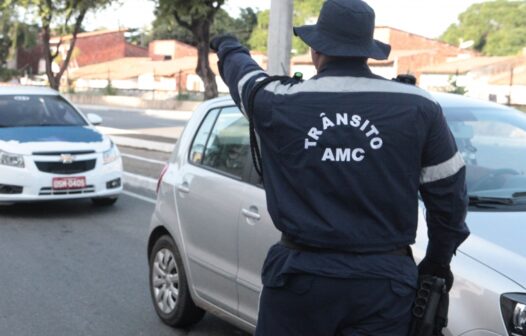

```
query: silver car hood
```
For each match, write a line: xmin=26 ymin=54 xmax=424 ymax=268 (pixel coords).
xmin=460 ymin=210 xmax=526 ymax=289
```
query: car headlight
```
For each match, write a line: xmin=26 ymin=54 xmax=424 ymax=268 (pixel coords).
xmin=103 ymin=144 xmax=119 ymax=165
xmin=0 ymin=151 xmax=25 ymax=168
xmin=501 ymin=293 xmax=526 ymax=336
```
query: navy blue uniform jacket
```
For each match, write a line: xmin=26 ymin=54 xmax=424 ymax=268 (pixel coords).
xmin=216 ymin=40 xmax=470 ymax=288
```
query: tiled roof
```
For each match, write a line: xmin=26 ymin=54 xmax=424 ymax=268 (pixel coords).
xmin=292 ymin=49 xmax=436 ymax=66
xmin=69 ymin=55 xmax=220 ymax=80
xmin=50 ymin=29 xmax=127 ymax=43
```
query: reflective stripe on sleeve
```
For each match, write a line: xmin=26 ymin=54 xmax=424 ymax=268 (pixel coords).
xmin=237 ymin=70 xmax=265 ymax=114
xmin=420 ymin=152 xmax=465 ymax=184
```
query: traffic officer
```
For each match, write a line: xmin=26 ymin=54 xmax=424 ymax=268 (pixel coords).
xmin=210 ymin=0 xmax=470 ymax=335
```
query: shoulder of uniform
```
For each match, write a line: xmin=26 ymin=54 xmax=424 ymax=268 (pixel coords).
xmin=383 ymin=78 xmax=437 ymax=104
xmin=262 ymin=75 xmax=438 ymax=103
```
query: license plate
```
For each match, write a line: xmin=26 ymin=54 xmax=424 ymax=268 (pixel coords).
xmin=52 ymin=177 xmax=86 ymax=190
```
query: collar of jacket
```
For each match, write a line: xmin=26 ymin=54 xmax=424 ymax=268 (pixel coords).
xmin=315 ymin=59 xmax=376 ymax=79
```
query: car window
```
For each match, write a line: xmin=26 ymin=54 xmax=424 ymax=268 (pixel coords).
xmin=0 ymin=95 xmax=87 ymax=127
xmin=189 ymin=108 xmax=220 ymax=164
xmin=198 ymin=106 xmax=250 ymax=179
xmin=444 ymin=107 xmax=526 ymax=198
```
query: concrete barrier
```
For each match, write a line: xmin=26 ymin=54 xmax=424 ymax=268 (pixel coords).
xmin=64 ymin=94 xmax=201 ymax=111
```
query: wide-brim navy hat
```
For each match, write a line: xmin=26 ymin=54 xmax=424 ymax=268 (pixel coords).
xmin=293 ymin=0 xmax=391 ymax=60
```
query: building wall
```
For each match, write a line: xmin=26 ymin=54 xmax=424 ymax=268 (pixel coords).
xmin=469 ymin=84 xmax=526 ymax=105
xmin=148 ymin=40 xmax=197 ymax=61
xmin=174 ymin=41 xmax=197 ymax=59
xmin=17 ymin=45 xmax=44 ymax=75
xmin=375 ymin=27 xmax=472 ymax=80
xmin=377 ymin=27 xmax=463 ymax=55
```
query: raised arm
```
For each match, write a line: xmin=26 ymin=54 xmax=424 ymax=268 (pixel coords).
xmin=211 ymin=35 xmax=270 ymax=117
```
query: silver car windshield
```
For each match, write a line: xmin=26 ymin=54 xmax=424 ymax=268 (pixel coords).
xmin=444 ymin=106 xmax=526 ymax=199
xmin=0 ymin=95 xmax=87 ymax=127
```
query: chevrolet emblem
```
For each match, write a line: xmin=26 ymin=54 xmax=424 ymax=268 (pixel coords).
xmin=60 ymin=154 xmax=75 ymax=164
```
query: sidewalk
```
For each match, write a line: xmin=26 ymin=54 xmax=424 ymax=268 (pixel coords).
xmin=97 ymin=126 xmax=179 ymax=152
xmin=85 ymin=102 xmax=193 ymax=153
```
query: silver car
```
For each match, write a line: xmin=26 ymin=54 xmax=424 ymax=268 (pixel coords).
xmin=147 ymin=93 xmax=526 ymax=336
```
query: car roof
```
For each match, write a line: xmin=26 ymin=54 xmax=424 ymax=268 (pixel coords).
xmin=0 ymin=85 xmax=60 ymax=96
xmin=432 ymin=92 xmax=511 ymax=110
xmin=204 ymin=92 xmax=512 ymax=112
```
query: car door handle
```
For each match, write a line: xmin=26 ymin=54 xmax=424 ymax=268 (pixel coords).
xmin=177 ymin=182 xmax=190 ymax=194
xmin=242 ymin=208 xmax=260 ymax=220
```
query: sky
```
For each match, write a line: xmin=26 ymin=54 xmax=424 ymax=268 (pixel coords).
xmin=84 ymin=0 xmax=487 ymax=39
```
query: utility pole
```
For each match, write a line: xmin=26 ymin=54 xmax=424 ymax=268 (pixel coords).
xmin=267 ymin=0 xmax=294 ymax=76
xmin=508 ymin=65 xmax=514 ymax=106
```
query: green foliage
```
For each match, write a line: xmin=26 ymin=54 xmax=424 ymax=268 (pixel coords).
xmin=156 ymin=0 xmax=226 ymax=25
xmin=249 ymin=0 xmax=324 ymax=54
xmin=104 ymin=80 xmax=116 ymax=95
xmin=212 ymin=8 xmax=257 ymax=46
xmin=248 ymin=10 xmax=269 ymax=51
xmin=5 ymin=0 xmax=118 ymax=88
xmin=440 ymin=0 xmax=526 ymax=56
xmin=446 ymin=76 xmax=467 ymax=96
xmin=149 ymin=7 xmax=256 ymax=47
xmin=0 ymin=68 xmax=19 ymax=82
xmin=149 ymin=13 xmax=194 ymax=45
xmin=154 ymin=0 xmax=227 ymax=99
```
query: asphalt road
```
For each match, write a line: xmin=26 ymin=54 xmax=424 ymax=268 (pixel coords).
xmin=80 ymin=106 xmax=189 ymax=130
xmin=0 ymin=194 xmax=249 ymax=336
xmin=0 ymin=105 xmax=251 ymax=335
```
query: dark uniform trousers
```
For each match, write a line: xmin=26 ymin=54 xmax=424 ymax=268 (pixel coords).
xmin=256 ymin=258 xmax=416 ymax=336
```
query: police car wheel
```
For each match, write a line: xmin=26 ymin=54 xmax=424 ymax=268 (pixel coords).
xmin=149 ymin=235 xmax=205 ymax=327
xmin=91 ymin=197 xmax=118 ymax=206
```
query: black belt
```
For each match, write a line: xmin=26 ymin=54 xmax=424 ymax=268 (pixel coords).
xmin=280 ymin=234 xmax=411 ymax=257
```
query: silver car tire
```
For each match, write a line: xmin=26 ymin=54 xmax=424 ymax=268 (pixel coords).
xmin=149 ymin=235 xmax=205 ymax=327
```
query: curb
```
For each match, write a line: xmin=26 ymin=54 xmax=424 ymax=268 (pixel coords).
xmin=79 ymin=104 xmax=194 ymax=118
xmin=124 ymin=172 xmax=157 ymax=191
xmin=112 ymin=135 xmax=174 ymax=153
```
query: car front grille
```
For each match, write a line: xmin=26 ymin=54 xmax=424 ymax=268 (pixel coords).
xmin=39 ymin=185 xmax=95 ymax=196
xmin=35 ymin=160 xmax=97 ymax=175
xmin=32 ymin=150 xmax=96 ymax=156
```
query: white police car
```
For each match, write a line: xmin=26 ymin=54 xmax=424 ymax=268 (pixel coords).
xmin=0 ymin=86 xmax=122 ymax=205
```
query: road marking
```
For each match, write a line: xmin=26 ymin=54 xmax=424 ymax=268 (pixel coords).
xmin=97 ymin=126 xmax=140 ymax=135
xmin=121 ymin=153 xmax=166 ymax=165
xmin=124 ymin=172 xmax=158 ymax=191
xmin=111 ymin=135 xmax=174 ymax=153
xmin=123 ymin=190 xmax=157 ymax=204
xmin=145 ymin=109 xmax=193 ymax=121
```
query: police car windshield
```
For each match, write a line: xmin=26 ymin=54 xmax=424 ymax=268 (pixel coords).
xmin=443 ymin=106 xmax=526 ymax=200
xmin=0 ymin=95 xmax=87 ymax=127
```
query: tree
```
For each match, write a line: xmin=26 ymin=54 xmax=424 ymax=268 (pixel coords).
xmin=249 ymin=0 xmax=323 ymax=54
xmin=0 ymin=8 xmax=13 ymax=70
xmin=441 ymin=0 xmax=526 ymax=56
xmin=446 ymin=76 xmax=467 ymax=96
xmin=0 ymin=4 xmax=38 ymax=80
xmin=156 ymin=0 xmax=226 ymax=100
xmin=150 ymin=7 xmax=257 ymax=47
xmin=5 ymin=0 xmax=116 ymax=89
